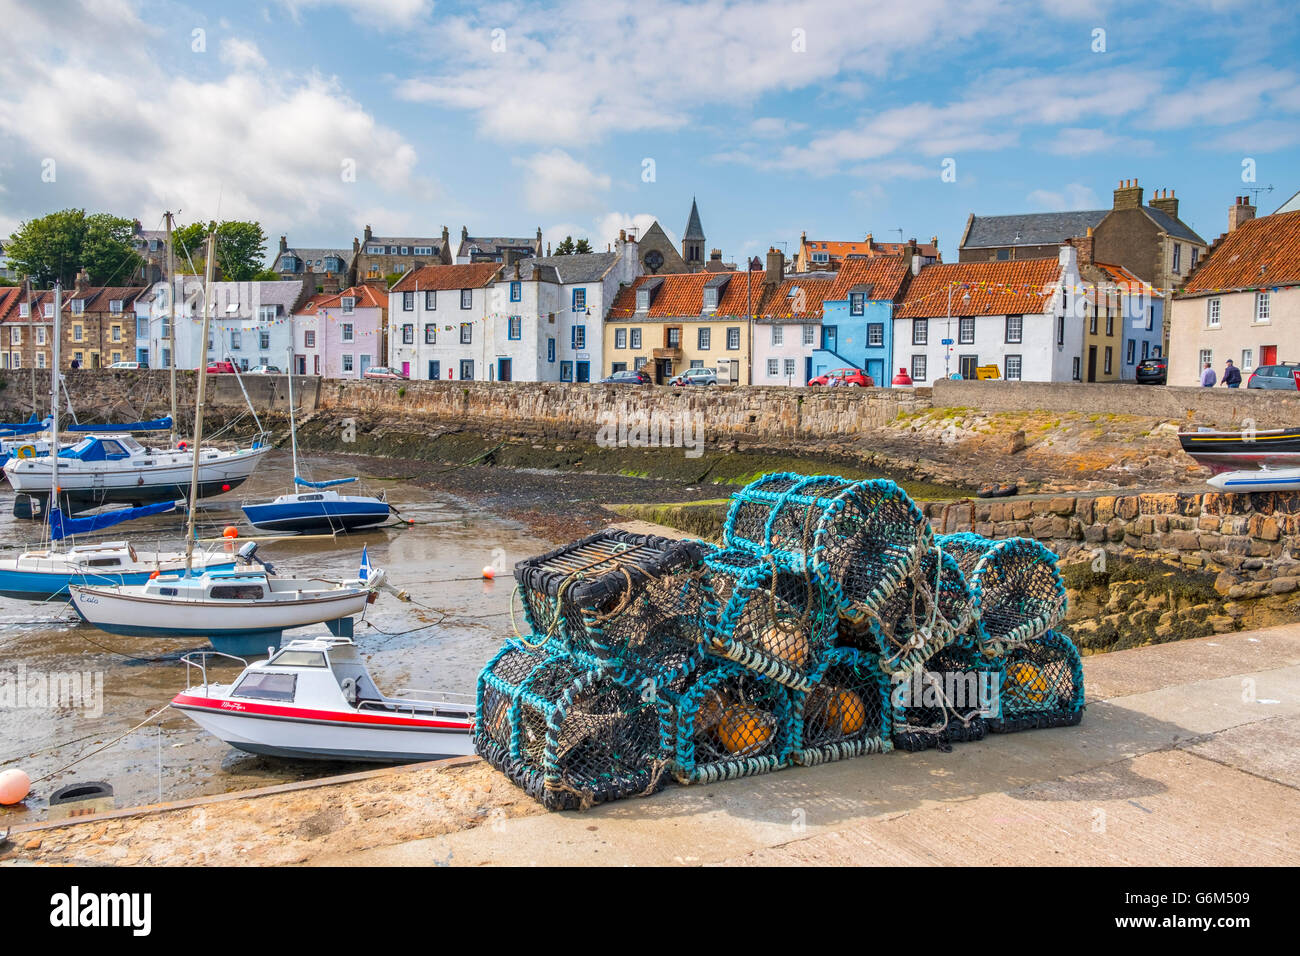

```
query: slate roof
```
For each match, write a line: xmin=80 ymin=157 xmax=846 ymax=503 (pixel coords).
xmin=390 ymin=263 xmax=502 ymax=293
xmin=963 ymin=211 xmax=1107 ymax=249
xmin=279 ymin=247 xmax=351 ymax=269
xmin=1141 ymin=204 xmax=1205 ymax=244
xmin=514 ymin=251 xmax=618 ymax=284
xmin=1180 ymin=210 xmax=1300 ymax=297
xmin=683 ymin=199 xmax=705 ymax=241
xmin=896 ymin=259 xmax=1061 ymax=318
xmin=458 ymin=235 xmax=539 ymax=261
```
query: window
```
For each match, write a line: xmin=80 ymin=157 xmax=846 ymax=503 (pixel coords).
xmin=259 ymin=331 xmax=270 ymax=350
xmin=615 ymin=329 xmax=627 ymax=349
xmin=910 ymin=355 xmax=927 ymax=382
xmin=1126 ymin=339 xmax=1136 ymax=365
xmin=8 ymin=327 xmax=17 ymax=344
xmin=36 ymin=353 xmax=45 ymax=369
xmin=1005 ymin=315 xmax=1023 ymax=343
xmin=727 ymin=327 xmax=740 ymax=350
xmin=342 ymin=354 xmax=353 ymax=372
xmin=784 ymin=358 xmax=796 ymax=377
xmin=1241 ymin=349 xmax=1253 ymax=371
xmin=508 ymin=315 xmax=522 ymax=340
xmin=611 ymin=362 xmax=627 ymax=373
xmin=36 ymin=327 xmax=46 ymax=346
xmin=510 ymin=281 xmax=521 ymax=302
xmin=1191 ymin=248 xmax=1199 ymax=271
xmin=958 ymin=317 xmax=974 ymax=345
xmin=402 ymin=291 xmax=414 ymax=311
xmin=368 ymin=245 xmax=384 ymax=254
xmin=690 ymin=359 xmax=704 ymax=369
xmin=771 ymin=325 xmax=782 ymax=346
xmin=424 ymin=324 xmax=436 ymax=345
xmin=400 ymin=246 xmax=408 ymax=255
xmin=109 ymin=300 xmax=123 ymax=314
xmin=44 ymin=304 xmax=53 ymax=318
xmin=667 ymin=327 xmax=681 ymax=348
xmin=1255 ymin=292 xmax=1270 ymax=323
xmin=424 ymin=291 xmax=436 ymax=310
xmin=630 ymin=329 xmax=642 ymax=349
xmin=1146 ymin=305 xmax=1154 ymax=332
xmin=304 ymin=330 xmax=316 ymax=348
xmin=414 ymin=246 xmax=433 ymax=256
xmin=560 ymin=360 xmax=574 ymax=381
xmin=341 ymin=323 xmax=354 ymax=342
xmin=868 ymin=323 xmax=884 ymax=347
xmin=1105 ymin=311 xmax=1113 ymax=336
xmin=699 ymin=327 xmax=712 ymax=350
xmin=1207 ymin=298 xmax=1220 ymax=328
xmin=767 ymin=358 xmax=779 ymax=376
xmin=402 ymin=324 xmax=414 ymax=345
xmin=850 ymin=293 xmax=865 ymax=316
xmin=1104 ymin=346 xmax=1113 ymax=375
xmin=633 ymin=357 xmax=647 ymax=371
xmin=136 ymin=316 xmax=149 ymax=339
xmin=232 ymin=672 xmax=296 ymax=702
xmin=1141 ymin=340 xmax=1150 ymax=360
xmin=703 ymin=287 xmax=719 ymax=311
xmin=259 ymin=306 xmax=276 ymax=323
xmin=71 ymin=299 xmax=85 ymax=315
xmin=341 ymin=297 xmax=355 ymax=314
xmin=18 ymin=303 xmax=28 ymax=318
xmin=1005 ymin=354 xmax=1022 ymax=380
xmin=547 ymin=338 xmax=555 ymax=363
xmin=802 ymin=324 xmax=815 ymax=346
xmin=912 ymin=319 xmax=928 ymax=345
xmin=1199 ymin=348 xmax=1213 ymax=368
xmin=460 ymin=323 xmax=472 ymax=344
xmin=1089 ymin=304 xmax=1097 ymax=335
xmin=636 ymin=288 xmax=652 ymax=312
xmin=572 ymin=325 xmax=586 ymax=349
xmin=1062 ymin=286 xmax=1069 ymax=312
xmin=1172 ymin=244 xmax=1181 ymax=274
xmin=230 ymin=330 xmax=242 ymax=350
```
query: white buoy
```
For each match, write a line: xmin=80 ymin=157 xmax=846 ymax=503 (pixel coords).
xmin=0 ymin=768 xmax=31 ymax=805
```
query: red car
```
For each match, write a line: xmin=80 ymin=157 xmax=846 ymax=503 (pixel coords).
xmin=206 ymin=361 xmax=237 ymax=374
xmin=807 ymin=367 xmax=874 ymax=387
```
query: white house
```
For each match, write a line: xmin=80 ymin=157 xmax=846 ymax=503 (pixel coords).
xmin=388 ymin=263 xmax=503 ymax=381
xmin=893 ymin=246 xmax=1082 ymax=383
xmin=139 ymin=278 xmax=308 ymax=370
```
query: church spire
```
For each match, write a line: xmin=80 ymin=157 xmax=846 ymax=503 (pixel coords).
xmin=682 ymin=196 xmax=705 ymax=267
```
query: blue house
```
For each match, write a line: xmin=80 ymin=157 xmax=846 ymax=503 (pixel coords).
xmin=810 ymin=257 xmax=912 ymax=386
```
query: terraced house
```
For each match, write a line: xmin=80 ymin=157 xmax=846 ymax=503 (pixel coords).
xmin=64 ymin=273 xmax=147 ymax=368
xmin=294 ymin=285 xmax=387 ymax=377
xmin=349 ymin=225 xmax=452 ymax=286
xmin=388 ymin=263 xmax=502 ymax=381
xmin=274 ymin=236 xmax=351 ymax=293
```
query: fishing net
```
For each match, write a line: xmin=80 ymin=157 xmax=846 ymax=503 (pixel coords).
xmin=722 ymin=473 xmax=932 ymax=629
xmin=891 ymin=642 xmax=999 ymax=752
xmin=475 ymin=647 xmax=667 ymax=811
xmin=702 ymin=547 xmax=841 ymax=690
xmin=790 ymin=648 xmax=892 ymax=765
xmin=667 ymin=663 xmax=794 ymax=784
xmin=866 ymin=546 xmax=977 ymax=676
xmin=987 ymin=630 xmax=1085 ymax=733
xmin=513 ymin=529 xmax=714 ymax=684
xmin=937 ymin=533 xmax=1068 ymax=654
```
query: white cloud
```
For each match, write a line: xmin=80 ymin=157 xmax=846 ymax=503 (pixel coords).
xmin=1026 ymin=183 xmax=1100 ymax=210
xmin=1147 ymin=69 xmax=1299 ymax=129
xmin=220 ymin=38 xmax=267 ymax=71
xmin=278 ymin=0 xmax=433 ymax=26
xmin=1040 ymin=127 xmax=1153 ymax=156
xmin=514 ymin=150 xmax=611 ymax=216
xmin=749 ymin=117 xmax=808 ymax=138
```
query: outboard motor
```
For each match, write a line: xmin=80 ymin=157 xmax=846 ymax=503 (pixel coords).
xmin=237 ymin=540 xmax=275 ymax=574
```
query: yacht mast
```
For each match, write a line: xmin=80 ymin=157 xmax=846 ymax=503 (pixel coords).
xmin=49 ymin=281 xmax=61 ymax=527
xmin=165 ymin=211 xmax=178 ymax=441
xmin=184 ymin=234 xmax=216 ymax=574
xmin=287 ymin=343 xmax=299 ymax=482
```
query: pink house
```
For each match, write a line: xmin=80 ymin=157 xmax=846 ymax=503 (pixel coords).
xmin=292 ymin=284 xmax=387 ymax=378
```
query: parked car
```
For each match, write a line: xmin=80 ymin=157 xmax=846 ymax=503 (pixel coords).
xmin=363 ymin=366 xmax=408 ymax=381
xmin=205 ymin=361 xmax=237 ymax=374
xmin=246 ymin=365 xmax=282 ymax=375
xmin=669 ymin=367 xmax=717 ymax=387
xmin=1135 ymin=357 xmax=1167 ymax=384
xmin=108 ymin=360 xmax=147 ymax=370
xmin=1247 ymin=363 xmax=1300 ymax=390
xmin=599 ymin=369 xmax=653 ymax=385
xmin=807 ymin=367 xmax=874 ymax=387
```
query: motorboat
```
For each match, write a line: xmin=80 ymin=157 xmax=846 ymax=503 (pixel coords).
xmin=1206 ymin=466 xmax=1300 ymax=493
xmin=0 ymin=540 xmax=237 ymax=602
xmin=172 ymin=637 xmax=475 ymax=762
xmin=1178 ymin=426 xmax=1300 ymax=475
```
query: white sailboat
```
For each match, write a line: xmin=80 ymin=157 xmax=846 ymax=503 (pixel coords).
xmin=68 ymin=233 xmax=386 ymax=656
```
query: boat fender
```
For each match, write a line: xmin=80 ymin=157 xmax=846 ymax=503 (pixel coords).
xmin=340 ymin=677 xmax=359 ymax=706
xmin=16 ymin=444 xmax=36 ymax=459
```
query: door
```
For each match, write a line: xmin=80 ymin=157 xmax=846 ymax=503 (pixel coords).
xmin=804 ymin=357 xmax=813 ymax=384
xmin=867 ymin=358 xmax=885 ymax=385
xmin=359 ymin=354 xmax=371 ymax=376
xmin=655 ymin=359 xmax=670 ymax=384
xmin=1260 ymin=345 xmax=1277 ymax=366
xmin=958 ymin=355 xmax=978 ymax=380
xmin=402 ymin=361 xmax=411 ymax=378
xmin=822 ymin=325 xmax=838 ymax=354
xmin=576 ymin=361 xmax=590 ymax=383
xmin=498 ymin=358 xmax=512 ymax=382
xmin=1087 ymin=346 xmax=1097 ymax=383
xmin=459 ymin=359 xmax=474 ymax=380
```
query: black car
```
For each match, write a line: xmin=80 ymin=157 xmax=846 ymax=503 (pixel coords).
xmin=599 ymin=369 xmax=653 ymax=385
xmin=1135 ymin=356 xmax=1167 ymax=384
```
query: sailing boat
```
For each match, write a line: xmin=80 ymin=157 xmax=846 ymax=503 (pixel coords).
xmin=67 ymin=235 xmax=385 ymax=656
xmin=240 ymin=348 xmax=391 ymax=533
xmin=0 ymin=283 xmax=236 ymax=601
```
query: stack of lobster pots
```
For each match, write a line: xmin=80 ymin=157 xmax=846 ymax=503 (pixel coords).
xmin=475 ymin=473 xmax=1084 ymax=811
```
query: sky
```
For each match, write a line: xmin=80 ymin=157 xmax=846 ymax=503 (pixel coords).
xmin=1 ymin=0 xmax=1298 ymax=269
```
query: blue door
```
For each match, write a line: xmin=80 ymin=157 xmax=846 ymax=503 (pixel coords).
xmin=804 ymin=357 xmax=813 ymax=384
xmin=866 ymin=359 xmax=884 ymax=386
xmin=576 ymin=361 xmax=590 ymax=383
xmin=822 ymin=326 xmax=837 ymax=354
xmin=498 ymin=358 xmax=512 ymax=382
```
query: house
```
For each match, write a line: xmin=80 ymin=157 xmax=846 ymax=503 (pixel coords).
xmin=481 ymin=241 xmax=641 ymax=383
xmin=1072 ymin=227 xmax=1164 ymax=382
xmin=454 ymin=227 xmax=542 ymax=264
xmin=606 ymin=258 xmax=771 ymax=384
xmin=1 ymin=283 xmax=54 ymax=370
xmin=63 ymin=273 xmax=147 ymax=368
xmin=959 ymin=210 xmax=1108 ymax=262
xmin=348 ymin=225 xmax=452 ymax=287
xmin=1166 ymin=202 xmax=1300 ymax=386
xmin=894 ymin=247 xmax=1082 ymax=384
xmin=387 ymin=263 xmax=503 ymax=381
xmin=152 ymin=279 xmax=309 ymax=370
xmin=129 ymin=220 xmax=170 ymax=284
xmin=274 ymin=237 xmax=351 ymax=293
xmin=794 ymin=233 xmax=941 ymax=272
xmin=293 ymin=285 xmax=386 ymax=378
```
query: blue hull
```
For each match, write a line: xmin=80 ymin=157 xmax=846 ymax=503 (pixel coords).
xmin=241 ymin=500 xmax=391 ymax=534
xmin=69 ymin=610 xmax=355 ymax=656
xmin=0 ymin=562 xmax=237 ymax=603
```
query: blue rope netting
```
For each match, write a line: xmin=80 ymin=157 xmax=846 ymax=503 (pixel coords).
xmin=477 ymin=473 xmax=1084 ymax=811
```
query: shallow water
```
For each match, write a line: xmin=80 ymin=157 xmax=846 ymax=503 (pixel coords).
xmin=0 ymin=450 xmax=556 ymax=823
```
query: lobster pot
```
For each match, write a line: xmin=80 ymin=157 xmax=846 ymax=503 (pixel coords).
xmin=703 ymin=547 xmax=841 ymax=691
xmin=987 ymin=630 xmax=1084 ymax=733
xmin=938 ymin=533 xmax=1068 ymax=654
xmin=722 ymin=473 xmax=932 ymax=628
xmin=479 ymin=650 xmax=667 ymax=811
xmin=667 ymin=663 xmax=794 ymax=785
xmin=891 ymin=642 xmax=999 ymax=752
xmin=864 ymin=547 xmax=977 ymax=676
xmin=513 ymin=529 xmax=713 ymax=679
xmin=790 ymin=648 xmax=892 ymax=766
xmin=475 ymin=639 xmax=554 ymax=762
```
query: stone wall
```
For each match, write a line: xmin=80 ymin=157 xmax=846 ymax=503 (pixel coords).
xmin=920 ymin=491 xmax=1300 ymax=596
xmin=931 ymin=378 xmax=1299 ymax=429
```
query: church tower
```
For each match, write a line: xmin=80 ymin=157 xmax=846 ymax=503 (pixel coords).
xmin=682 ymin=197 xmax=705 ymax=268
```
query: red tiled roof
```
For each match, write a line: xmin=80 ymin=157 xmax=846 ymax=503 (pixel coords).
xmin=609 ymin=271 xmax=770 ymax=319
xmin=896 ymin=258 xmax=1061 ymax=318
xmin=804 ymin=239 xmax=941 ymax=260
xmin=391 ymin=263 xmax=501 ymax=293
xmin=0 ymin=287 xmax=18 ymax=322
xmin=294 ymin=292 xmax=335 ymax=315
xmin=1181 ymin=210 xmax=1300 ymax=297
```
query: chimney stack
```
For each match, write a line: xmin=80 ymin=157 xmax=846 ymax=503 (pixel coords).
xmin=73 ymin=268 xmax=90 ymax=298
xmin=765 ymin=247 xmax=784 ymax=284
xmin=618 ymin=229 xmax=627 ymax=242
xmin=1113 ymin=178 xmax=1144 ymax=210
xmin=1072 ymin=226 xmax=1095 ymax=266
xmin=363 ymin=225 xmax=372 ymax=242
xmin=279 ymin=235 xmax=288 ymax=254
xmin=1149 ymin=187 xmax=1180 ymax=220
xmin=1228 ymin=195 xmax=1256 ymax=232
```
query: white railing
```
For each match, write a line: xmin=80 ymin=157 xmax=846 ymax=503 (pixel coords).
xmin=181 ymin=650 xmax=249 ymax=694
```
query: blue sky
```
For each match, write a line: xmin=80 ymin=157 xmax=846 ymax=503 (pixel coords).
xmin=1 ymin=0 xmax=1298 ymax=267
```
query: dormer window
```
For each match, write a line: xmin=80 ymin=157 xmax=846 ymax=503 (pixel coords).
xmin=71 ymin=299 xmax=85 ymax=315
xmin=636 ymin=288 xmax=651 ymax=311
xmin=43 ymin=304 xmax=54 ymax=318
xmin=110 ymin=300 xmax=123 ymax=314
xmin=849 ymin=293 xmax=865 ymax=316
xmin=282 ymin=255 xmax=297 ymax=272
xmin=341 ymin=296 xmax=356 ymax=314
xmin=703 ymin=287 xmax=719 ymax=311
xmin=19 ymin=302 xmax=29 ymax=318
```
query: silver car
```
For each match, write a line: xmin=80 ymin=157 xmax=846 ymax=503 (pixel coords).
xmin=1246 ymin=363 xmax=1300 ymax=390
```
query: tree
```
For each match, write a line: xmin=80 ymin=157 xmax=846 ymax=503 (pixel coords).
xmin=553 ymin=236 xmax=576 ymax=256
xmin=574 ymin=238 xmax=593 ymax=254
xmin=172 ymin=219 xmax=270 ymax=281
xmin=5 ymin=209 xmax=141 ymax=287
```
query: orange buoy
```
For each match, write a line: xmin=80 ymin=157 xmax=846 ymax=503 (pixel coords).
xmin=0 ymin=768 xmax=31 ymax=805
xmin=149 ymin=570 xmax=160 ymax=579
xmin=482 ymin=566 xmax=496 ymax=580
xmin=223 ymin=526 xmax=239 ymax=539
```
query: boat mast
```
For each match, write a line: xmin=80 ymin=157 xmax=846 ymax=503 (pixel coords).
xmin=165 ymin=211 xmax=178 ymax=442
xmin=184 ymin=234 xmax=216 ymax=575
xmin=48 ymin=281 xmax=61 ymax=528
xmin=287 ymin=343 xmax=299 ymax=483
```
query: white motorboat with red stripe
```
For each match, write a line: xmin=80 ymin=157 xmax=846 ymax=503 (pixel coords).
xmin=172 ymin=637 xmax=476 ymax=762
